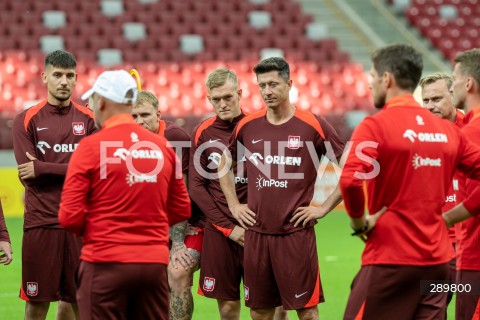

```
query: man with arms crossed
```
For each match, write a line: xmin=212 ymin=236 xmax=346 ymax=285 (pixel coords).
xmin=219 ymin=58 xmax=344 ymax=320
xmin=12 ymin=50 xmax=95 ymax=320
xmin=447 ymin=48 xmax=480 ymax=320
xmin=420 ymin=73 xmax=465 ymax=311
xmin=59 ymin=70 xmax=191 ymax=319
xmin=340 ymin=44 xmax=480 ymax=320
xmin=131 ymin=90 xmax=201 ymax=320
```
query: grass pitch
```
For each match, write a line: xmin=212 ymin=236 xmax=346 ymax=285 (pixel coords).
xmin=0 ymin=212 xmax=455 ymax=319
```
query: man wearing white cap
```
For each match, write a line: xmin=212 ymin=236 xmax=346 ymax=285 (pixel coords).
xmin=59 ymin=70 xmax=191 ymax=320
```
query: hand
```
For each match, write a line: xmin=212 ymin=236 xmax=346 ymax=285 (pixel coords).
xmin=18 ymin=152 xmax=37 ymax=180
xmin=228 ymin=226 xmax=245 ymax=246
xmin=0 ymin=241 xmax=13 ymax=265
xmin=170 ymin=242 xmax=194 ymax=271
xmin=354 ymin=206 xmax=387 ymax=242
xmin=185 ymin=225 xmax=199 ymax=236
xmin=291 ymin=205 xmax=328 ymax=228
xmin=230 ymin=204 xmax=256 ymax=229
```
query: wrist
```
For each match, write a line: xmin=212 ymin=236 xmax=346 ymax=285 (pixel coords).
xmin=350 ymin=220 xmax=369 ymax=236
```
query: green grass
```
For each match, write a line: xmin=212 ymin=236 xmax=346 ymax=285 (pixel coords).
xmin=0 ymin=212 xmax=455 ymax=319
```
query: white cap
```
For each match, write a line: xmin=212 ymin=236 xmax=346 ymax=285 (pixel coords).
xmin=81 ymin=70 xmax=138 ymax=104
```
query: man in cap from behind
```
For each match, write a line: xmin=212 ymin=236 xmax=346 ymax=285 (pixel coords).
xmin=59 ymin=70 xmax=191 ymax=320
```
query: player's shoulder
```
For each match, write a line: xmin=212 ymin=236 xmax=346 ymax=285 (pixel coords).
xmin=163 ymin=120 xmax=190 ymax=140
xmin=192 ymin=115 xmax=217 ymax=145
xmin=14 ymin=100 xmax=48 ymax=131
xmin=72 ymin=101 xmax=94 ymax=119
xmin=235 ymin=109 xmax=266 ymax=136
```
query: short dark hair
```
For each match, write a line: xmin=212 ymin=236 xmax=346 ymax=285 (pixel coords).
xmin=371 ymin=44 xmax=423 ymax=91
xmin=44 ymin=50 xmax=76 ymax=69
xmin=253 ymin=57 xmax=290 ymax=82
xmin=454 ymin=48 xmax=480 ymax=87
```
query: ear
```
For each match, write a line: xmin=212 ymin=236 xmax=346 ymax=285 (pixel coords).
xmin=156 ymin=109 xmax=161 ymax=121
xmin=237 ymin=89 xmax=242 ymax=99
xmin=383 ymin=72 xmax=394 ymax=88
xmin=465 ymin=76 xmax=476 ymax=93
xmin=287 ymin=79 xmax=293 ymax=89
xmin=41 ymin=71 xmax=47 ymax=84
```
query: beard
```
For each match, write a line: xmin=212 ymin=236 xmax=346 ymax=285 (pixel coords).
xmin=52 ymin=92 xmax=72 ymax=102
xmin=373 ymin=93 xmax=386 ymax=109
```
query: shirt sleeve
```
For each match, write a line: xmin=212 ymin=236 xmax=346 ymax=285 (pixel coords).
xmin=457 ymin=132 xmax=480 ymax=216
xmin=0 ymin=200 xmax=10 ymax=243
xmin=188 ymin=133 xmax=237 ymax=234
xmin=340 ymin=118 xmax=380 ymax=218
xmin=166 ymin=148 xmax=192 ymax=226
xmin=317 ymin=115 xmax=345 ymax=161
xmin=58 ymin=140 xmax=93 ymax=235
xmin=12 ymin=113 xmax=68 ymax=181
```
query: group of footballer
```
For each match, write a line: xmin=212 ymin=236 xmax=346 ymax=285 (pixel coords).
xmin=0 ymin=43 xmax=479 ymax=320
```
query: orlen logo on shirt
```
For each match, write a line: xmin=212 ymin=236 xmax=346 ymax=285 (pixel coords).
xmin=36 ymin=141 xmax=78 ymax=155
xmin=403 ymin=130 xmax=448 ymax=143
xmin=249 ymin=153 xmax=301 ymax=166
xmin=412 ymin=153 xmax=442 ymax=169
xmin=255 ymin=175 xmax=288 ymax=190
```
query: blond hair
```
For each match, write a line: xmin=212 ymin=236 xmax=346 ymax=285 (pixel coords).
xmin=419 ymin=73 xmax=453 ymax=89
xmin=136 ymin=90 xmax=159 ymax=110
xmin=454 ymin=49 xmax=480 ymax=87
xmin=206 ymin=67 xmax=238 ymax=91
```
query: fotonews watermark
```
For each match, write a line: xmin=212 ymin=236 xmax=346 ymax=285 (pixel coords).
xmin=98 ymin=139 xmax=383 ymax=181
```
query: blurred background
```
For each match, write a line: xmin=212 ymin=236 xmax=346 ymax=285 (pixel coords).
xmin=0 ymin=0 xmax=478 ymax=216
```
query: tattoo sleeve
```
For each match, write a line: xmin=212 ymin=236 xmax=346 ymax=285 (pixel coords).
xmin=170 ymin=220 xmax=188 ymax=244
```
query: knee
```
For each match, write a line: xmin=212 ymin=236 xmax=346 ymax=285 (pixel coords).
xmin=218 ymin=300 xmax=240 ymax=320
xmin=250 ymin=308 xmax=275 ymax=320
xmin=296 ymin=307 xmax=318 ymax=320
xmin=25 ymin=302 xmax=50 ymax=318
xmin=168 ymin=266 xmax=192 ymax=291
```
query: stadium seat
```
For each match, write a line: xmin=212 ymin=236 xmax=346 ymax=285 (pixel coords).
xmin=123 ymin=22 xmax=147 ymax=42
xmin=259 ymin=48 xmax=284 ymax=60
xmin=40 ymin=35 xmax=65 ymax=54
xmin=248 ymin=11 xmax=272 ymax=30
xmin=439 ymin=5 xmax=457 ymax=19
xmin=97 ymin=49 xmax=123 ymax=67
xmin=179 ymin=34 xmax=204 ymax=55
xmin=305 ymin=22 xmax=329 ymax=41
xmin=100 ymin=0 xmax=124 ymax=18
xmin=42 ymin=11 xmax=67 ymax=31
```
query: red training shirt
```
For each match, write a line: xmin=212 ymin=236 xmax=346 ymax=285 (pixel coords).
xmin=456 ymin=106 xmax=480 ymax=271
xmin=59 ymin=114 xmax=191 ymax=264
xmin=341 ymin=95 xmax=480 ymax=266
xmin=0 ymin=200 xmax=10 ymax=242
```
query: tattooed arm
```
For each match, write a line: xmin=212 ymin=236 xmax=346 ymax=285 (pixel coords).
xmin=169 ymin=220 xmax=195 ymax=270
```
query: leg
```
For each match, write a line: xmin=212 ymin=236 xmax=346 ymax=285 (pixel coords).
xmin=217 ymin=299 xmax=241 ymax=320
xmin=168 ymin=248 xmax=200 ymax=320
xmin=25 ymin=301 xmax=50 ymax=320
xmin=250 ymin=308 xmax=275 ymax=320
xmin=56 ymin=301 xmax=76 ymax=320
xmin=274 ymin=306 xmax=289 ymax=320
xmin=296 ymin=306 xmax=318 ymax=320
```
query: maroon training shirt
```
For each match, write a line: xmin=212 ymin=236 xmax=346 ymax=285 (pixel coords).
xmin=230 ymin=108 xmax=344 ymax=234
xmin=12 ymin=100 xmax=96 ymax=229
xmin=0 ymin=200 xmax=10 ymax=242
xmin=189 ymin=114 xmax=247 ymax=236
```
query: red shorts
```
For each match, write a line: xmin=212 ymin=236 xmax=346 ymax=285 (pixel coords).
xmin=199 ymin=227 xmax=244 ymax=300
xmin=344 ymin=264 xmax=448 ymax=320
xmin=20 ymin=228 xmax=82 ymax=303
xmin=77 ymin=261 xmax=169 ymax=320
xmin=243 ymin=228 xmax=324 ymax=310
xmin=184 ymin=226 xmax=203 ymax=253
